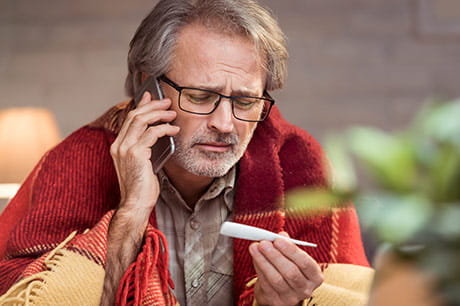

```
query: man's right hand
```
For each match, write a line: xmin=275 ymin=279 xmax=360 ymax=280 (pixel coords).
xmin=100 ymin=92 xmax=179 ymax=306
xmin=110 ymin=91 xmax=179 ymax=210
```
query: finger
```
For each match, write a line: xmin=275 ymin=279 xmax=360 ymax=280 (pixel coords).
xmin=253 ymin=266 xmax=285 ymax=306
xmin=123 ymin=124 xmax=179 ymax=166
xmin=116 ymin=98 xmax=172 ymax=147
xmin=116 ymin=91 xmax=153 ymax=144
xmin=249 ymin=241 xmax=292 ymax=293
xmin=137 ymin=91 xmax=151 ymax=106
xmin=136 ymin=124 xmax=180 ymax=149
xmin=251 ymin=247 xmax=275 ymax=292
xmin=273 ymin=237 xmax=323 ymax=286
xmin=117 ymin=110 xmax=177 ymax=153
xmin=138 ymin=90 xmax=168 ymax=106
xmin=126 ymin=109 xmax=176 ymax=136
xmin=249 ymin=243 xmax=283 ymax=302
xmin=121 ymin=98 xmax=171 ymax=131
xmin=251 ymin=243 xmax=305 ymax=306
xmin=278 ymin=231 xmax=289 ymax=237
xmin=257 ymin=240 xmax=309 ymax=292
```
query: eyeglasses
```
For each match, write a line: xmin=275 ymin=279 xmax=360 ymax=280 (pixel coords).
xmin=158 ymin=75 xmax=275 ymax=122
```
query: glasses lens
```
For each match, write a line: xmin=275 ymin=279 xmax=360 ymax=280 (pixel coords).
xmin=180 ymin=88 xmax=220 ymax=114
xmin=178 ymin=87 xmax=273 ymax=122
xmin=233 ymin=98 xmax=271 ymax=121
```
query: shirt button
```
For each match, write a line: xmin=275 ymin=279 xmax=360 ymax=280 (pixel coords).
xmin=192 ymin=279 xmax=200 ymax=288
xmin=190 ymin=218 xmax=200 ymax=230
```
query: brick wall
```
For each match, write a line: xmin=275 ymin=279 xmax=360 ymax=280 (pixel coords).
xmin=1 ymin=0 xmax=460 ymax=140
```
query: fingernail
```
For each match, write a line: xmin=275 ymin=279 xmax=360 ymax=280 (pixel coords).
xmin=249 ymin=243 xmax=259 ymax=255
xmin=275 ymin=238 xmax=289 ymax=250
xmin=260 ymin=241 xmax=273 ymax=252
xmin=139 ymin=92 xmax=150 ymax=103
xmin=137 ymin=92 xmax=149 ymax=105
xmin=280 ymin=231 xmax=288 ymax=236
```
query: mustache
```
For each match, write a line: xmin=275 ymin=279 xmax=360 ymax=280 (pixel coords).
xmin=191 ymin=131 xmax=239 ymax=145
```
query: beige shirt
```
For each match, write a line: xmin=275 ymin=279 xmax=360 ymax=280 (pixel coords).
xmin=155 ymin=168 xmax=235 ymax=306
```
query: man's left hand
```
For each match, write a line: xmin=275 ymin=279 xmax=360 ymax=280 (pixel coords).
xmin=249 ymin=232 xmax=323 ymax=306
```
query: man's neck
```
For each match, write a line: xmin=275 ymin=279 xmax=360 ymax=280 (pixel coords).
xmin=162 ymin=162 xmax=214 ymax=208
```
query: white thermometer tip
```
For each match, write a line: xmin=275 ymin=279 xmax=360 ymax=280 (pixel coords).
xmin=220 ymin=221 xmax=317 ymax=248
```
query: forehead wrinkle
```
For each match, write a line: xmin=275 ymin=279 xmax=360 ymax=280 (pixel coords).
xmin=189 ymin=62 xmax=262 ymax=94
xmin=170 ymin=23 xmax=265 ymax=95
xmin=215 ymin=61 xmax=251 ymax=77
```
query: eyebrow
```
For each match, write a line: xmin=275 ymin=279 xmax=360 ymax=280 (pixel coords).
xmin=190 ymin=83 xmax=262 ymax=97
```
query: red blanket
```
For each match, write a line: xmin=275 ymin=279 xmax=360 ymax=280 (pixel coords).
xmin=0 ymin=102 xmax=368 ymax=303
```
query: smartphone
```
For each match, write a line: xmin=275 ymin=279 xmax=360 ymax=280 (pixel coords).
xmin=134 ymin=76 xmax=175 ymax=173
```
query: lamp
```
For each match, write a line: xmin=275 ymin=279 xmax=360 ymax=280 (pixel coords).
xmin=0 ymin=107 xmax=60 ymax=204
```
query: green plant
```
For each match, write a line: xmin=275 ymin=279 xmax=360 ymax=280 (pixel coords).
xmin=286 ymin=99 xmax=460 ymax=305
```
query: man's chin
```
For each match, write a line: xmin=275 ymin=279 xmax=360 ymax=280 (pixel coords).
xmin=185 ymin=162 xmax=233 ymax=178
xmin=175 ymin=156 xmax=235 ymax=178
xmin=170 ymin=145 xmax=242 ymax=178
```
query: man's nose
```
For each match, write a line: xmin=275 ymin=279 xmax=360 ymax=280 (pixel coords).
xmin=207 ymin=99 xmax=235 ymax=133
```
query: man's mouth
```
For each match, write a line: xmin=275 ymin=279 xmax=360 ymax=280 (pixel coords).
xmin=194 ymin=142 xmax=233 ymax=153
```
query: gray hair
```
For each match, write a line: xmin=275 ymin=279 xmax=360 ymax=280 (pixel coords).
xmin=125 ymin=0 xmax=288 ymax=98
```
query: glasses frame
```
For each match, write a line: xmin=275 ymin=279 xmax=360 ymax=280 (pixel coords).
xmin=158 ymin=75 xmax=275 ymax=122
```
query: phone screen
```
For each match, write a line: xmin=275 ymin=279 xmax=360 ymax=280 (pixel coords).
xmin=134 ymin=76 xmax=175 ymax=173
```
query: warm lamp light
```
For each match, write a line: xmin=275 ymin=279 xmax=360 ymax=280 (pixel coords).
xmin=0 ymin=107 xmax=61 ymax=187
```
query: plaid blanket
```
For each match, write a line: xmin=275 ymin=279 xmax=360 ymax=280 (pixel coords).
xmin=0 ymin=102 xmax=371 ymax=304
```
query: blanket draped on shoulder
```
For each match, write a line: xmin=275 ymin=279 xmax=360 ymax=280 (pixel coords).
xmin=0 ymin=101 xmax=372 ymax=305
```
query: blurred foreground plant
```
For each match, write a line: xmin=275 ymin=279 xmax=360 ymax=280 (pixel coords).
xmin=286 ymin=99 xmax=460 ymax=305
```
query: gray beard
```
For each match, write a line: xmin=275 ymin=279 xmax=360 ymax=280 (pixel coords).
xmin=171 ymin=125 xmax=256 ymax=177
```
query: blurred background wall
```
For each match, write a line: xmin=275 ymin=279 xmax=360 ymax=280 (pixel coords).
xmin=1 ymin=0 xmax=460 ymax=139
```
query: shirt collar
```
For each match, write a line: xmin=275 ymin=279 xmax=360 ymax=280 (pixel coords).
xmin=157 ymin=166 xmax=236 ymax=211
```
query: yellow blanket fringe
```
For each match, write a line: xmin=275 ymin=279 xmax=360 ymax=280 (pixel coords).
xmin=0 ymin=231 xmax=105 ymax=306
xmin=1 ymin=229 xmax=374 ymax=306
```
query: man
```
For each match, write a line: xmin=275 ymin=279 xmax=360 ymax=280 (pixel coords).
xmin=0 ymin=1 xmax=373 ymax=305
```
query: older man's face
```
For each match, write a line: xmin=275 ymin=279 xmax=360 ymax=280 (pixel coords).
xmin=162 ymin=23 xmax=266 ymax=178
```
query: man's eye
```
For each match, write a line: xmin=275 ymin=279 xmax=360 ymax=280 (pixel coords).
xmin=234 ymin=98 xmax=256 ymax=109
xmin=186 ymin=94 xmax=214 ymax=104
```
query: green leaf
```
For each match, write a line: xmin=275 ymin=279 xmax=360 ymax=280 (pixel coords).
xmin=323 ymin=135 xmax=357 ymax=192
xmin=347 ymin=127 xmax=417 ymax=192
xmin=415 ymin=100 xmax=460 ymax=147
xmin=428 ymin=143 xmax=460 ymax=203
xmin=285 ymin=188 xmax=352 ymax=212
xmin=433 ymin=204 xmax=460 ymax=239
xmin=356 ymin=193 xmax=432 ymax=244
